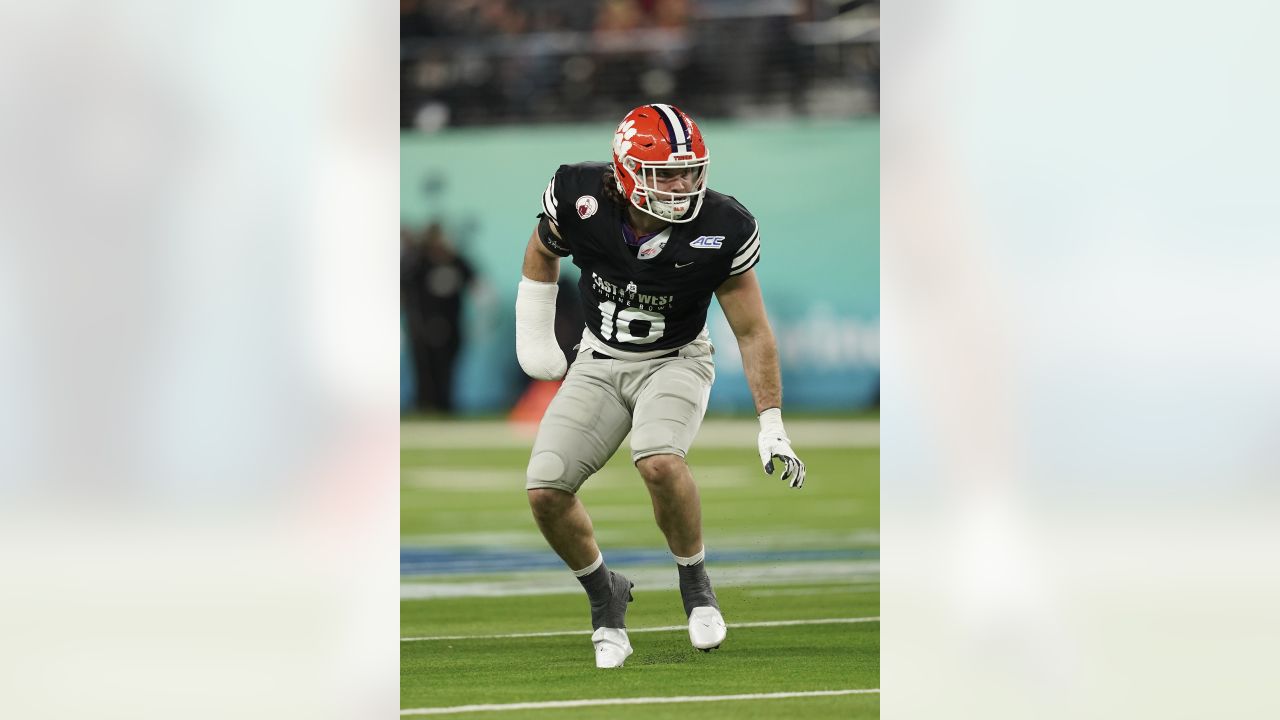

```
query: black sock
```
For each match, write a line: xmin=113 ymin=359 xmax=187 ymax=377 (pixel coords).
xmin=677 ymin=560 xmax=719 ymax=617
xmin=577 ymin=564 xmax=633 ymax=629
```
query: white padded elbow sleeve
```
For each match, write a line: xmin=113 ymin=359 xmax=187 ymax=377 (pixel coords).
xmin=515 ymin=276 xmax=568 ymax=381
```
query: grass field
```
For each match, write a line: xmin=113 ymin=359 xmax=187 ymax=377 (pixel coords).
xmin=401 ymin=418 xmax=879 ymax=717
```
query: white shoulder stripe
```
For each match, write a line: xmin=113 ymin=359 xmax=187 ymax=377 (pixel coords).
xmin=732 ymin=226 xmax=760 ymax=264
xmin=732 ymin=235 xmax=759 ymax=265
xmin=542 ymin=176 xmax=557 ymax=220
xmin=731 ymin=243 xmax=760 ymax=271
xmin=729 ymin=246 xmax=760 ymax=275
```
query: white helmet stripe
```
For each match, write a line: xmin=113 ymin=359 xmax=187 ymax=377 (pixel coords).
xmin=652 ymin=103 xmax=688 ymax=151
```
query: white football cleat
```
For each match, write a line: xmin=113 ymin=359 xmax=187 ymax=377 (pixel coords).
xmin=688 ymin=606 xmax=727 ymax=651
xmin=591 ymin=627 xmax=633 ymax=668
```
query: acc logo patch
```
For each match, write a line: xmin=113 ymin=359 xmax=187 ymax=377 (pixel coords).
xmin=576 ymin=195 xmax=598 ymax=219
xmin=690 ymin=235 xmax=724 ymax=248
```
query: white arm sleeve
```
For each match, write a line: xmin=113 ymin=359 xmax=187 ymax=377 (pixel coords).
xmin=515 ymin=276 xmax=568 ymax=381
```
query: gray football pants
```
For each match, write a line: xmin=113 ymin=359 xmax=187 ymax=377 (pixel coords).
xmin=525 ymin=345 xmax=715 ymax=494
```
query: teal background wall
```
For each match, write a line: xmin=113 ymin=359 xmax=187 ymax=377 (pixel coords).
xmin=401 ymin=119 xmax=879 ymax=414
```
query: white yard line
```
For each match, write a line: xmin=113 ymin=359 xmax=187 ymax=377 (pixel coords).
xmin=402 ymin=560 xmax=880 ymax=600
xmin=402 ymin=615 xmax=879 ymax=642
xmin=401 ymin=418 xmax=878 ymax=450
xmin=745 ymin=586 xmax=881 ymax=597
xmin=403 ymin=465 xmax=753 ymax=492
xmin=400 ymin=528 xmax=880 ymax=550
xmin=401 ymin=688 xmax=879 ymax=715
xmin=711 ymin=528 xmax=880 ymax=548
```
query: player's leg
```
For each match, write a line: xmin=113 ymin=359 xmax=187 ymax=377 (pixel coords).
xmin=634 ymin=453 xmax=703 ymax=558
xmin=525 ymin=354 xmax=635 ymax=667
xmin=627 ymin=354 xmax=727 ymax=650
xmin=634 ymin=452 xmax=724 ymax=639
xmin=526 ymin=486 xmax=599 ymax=569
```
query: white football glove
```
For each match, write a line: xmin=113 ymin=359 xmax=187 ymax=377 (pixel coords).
xmin=515 ymin=276 xmax=568 ymax=380
xmin=757 ymin=408 xmax=805 ymax=489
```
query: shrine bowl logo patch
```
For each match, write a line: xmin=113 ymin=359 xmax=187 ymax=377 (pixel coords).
xmin=576 ymin=195 xmax=598 ymax=219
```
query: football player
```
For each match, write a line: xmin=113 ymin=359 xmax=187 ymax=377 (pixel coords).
xmin=516 ymin=104 xmax=805 ymax=668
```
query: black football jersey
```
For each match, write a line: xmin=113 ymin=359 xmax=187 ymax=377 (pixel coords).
xmin=537 ymin=162 xmax=760 ymax=355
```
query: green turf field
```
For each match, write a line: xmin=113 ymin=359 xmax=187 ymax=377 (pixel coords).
xmin=401 ymin=419 xmax=879 ymax=718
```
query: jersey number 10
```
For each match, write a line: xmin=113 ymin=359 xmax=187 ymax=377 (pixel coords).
xmin=598 ymin=301 xmax=666 ymax=345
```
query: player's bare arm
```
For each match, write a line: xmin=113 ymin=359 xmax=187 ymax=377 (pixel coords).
xmin=516 ymin=224 xmax=567 ymax=380
xmin=522 ymin=224 xmax=561 ymax=283
xmin=715 ymin=269 xmax=781 ymax=412
xmin=716 ymin=269 xmax=807 ymax=488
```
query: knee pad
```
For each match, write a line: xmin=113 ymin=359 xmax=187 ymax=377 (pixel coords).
xmin=526 ymin=451 xmax=567 ymax=486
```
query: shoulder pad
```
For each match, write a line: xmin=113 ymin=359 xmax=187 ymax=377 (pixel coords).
xmin=541 ymin=162 xmax=610 ymax=225
xmin=702 ymin=190 xmax=759 ymax=276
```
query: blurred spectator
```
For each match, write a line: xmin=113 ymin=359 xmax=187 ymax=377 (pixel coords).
xmin=652 ymin=0 xmax=691 ymax=30
xmin=595 ymin=0 xmax=643 ymax=33
xmin=480 ymin=0 xmax=514 ymax=34
xmin=401 ymin=222 xmax=477 ymax=412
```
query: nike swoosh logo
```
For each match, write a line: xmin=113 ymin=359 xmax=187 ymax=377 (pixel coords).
xmin=675 ymin=261 xmax=694 ymax=268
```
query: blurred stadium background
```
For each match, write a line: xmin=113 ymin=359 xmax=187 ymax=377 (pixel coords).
xmin=401 ymin=1 xmax=879 ymax=716
xmin=400 ymin=0 xmax=879 ymax=416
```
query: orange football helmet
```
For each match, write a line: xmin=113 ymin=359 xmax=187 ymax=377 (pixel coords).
xmin=611 ymin=104 xmax=710 ymax=223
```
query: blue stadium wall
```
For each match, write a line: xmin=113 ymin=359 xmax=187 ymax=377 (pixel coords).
xmin=401 ymin=119 xmax=879 ymax=414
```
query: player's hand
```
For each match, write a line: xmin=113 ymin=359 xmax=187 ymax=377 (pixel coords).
xmin=757 ymin=408 xmax=805 ymax=489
